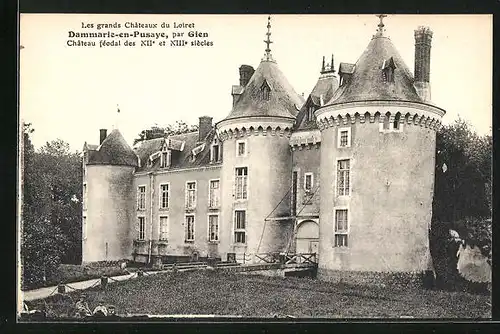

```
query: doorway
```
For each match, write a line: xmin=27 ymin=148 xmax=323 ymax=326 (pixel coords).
xmin=295 ymin=220 xmax=319 ymax=255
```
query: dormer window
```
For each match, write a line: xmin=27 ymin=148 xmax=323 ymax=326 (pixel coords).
xmin=307 ymin=105 xmax=315 ymax=122
xmin=382 ymin=57 xmax=396 ymax=83
xmin=210 ymin=138 xmax=222 ymax=163
xmin=261 ymin=80 xmax=271 ymax=101
xmin=160 ymin=150 xmax=171 ymax=168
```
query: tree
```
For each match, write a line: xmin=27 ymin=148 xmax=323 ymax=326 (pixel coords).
xmin=430 ymin=118 xmax=492 ymax=289
xmin=133 ymin=120 xmax=199 ymax=145
xmin=21 ymin=126 xmax=83 ymax=289
xmin=433 ymin=118 xmax=491 ymax=222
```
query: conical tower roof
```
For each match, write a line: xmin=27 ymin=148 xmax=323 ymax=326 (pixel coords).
xmin=222 ymin=16 xmax=303 ymax=122
xmin=87 ymin=129 xmax=138 ymax=167
xmin=224 ymin=60 xmax=303 ymax=121
xmin=328 ymin=18 xmax=422 ymax=105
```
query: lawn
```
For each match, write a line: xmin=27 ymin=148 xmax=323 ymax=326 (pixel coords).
xmin=31 ymin=270 xmax=491 ymax=319
xmin=22 ymin=263 xmax=133 ymax=291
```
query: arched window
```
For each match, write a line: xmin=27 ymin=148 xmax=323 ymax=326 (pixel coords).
xmin=383 ymin=112 xmax=391 ymax=130
xmin=261 ymin=81 xmax=271 ymax=101
xmin=393 ymin=112 xmax=401 ymax=130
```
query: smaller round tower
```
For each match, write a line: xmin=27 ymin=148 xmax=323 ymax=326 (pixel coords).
xmin=83 ymin=128 xmax=138 ymax=263
xmin=216 ymin=16 xmax=304 ymax=260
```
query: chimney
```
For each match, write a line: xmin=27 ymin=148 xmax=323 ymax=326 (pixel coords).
xmin=99 ymin=129 xmax=107 ymax=145
xmin=239 ymin=65 xmax=255 ymax=87
xmin=232 ymin=65 xmax=255 ymax=108
xmin=198 ymin=116 xmax=213 ymax=142
xmin=414 ymin=26 xmax=433 ymax=102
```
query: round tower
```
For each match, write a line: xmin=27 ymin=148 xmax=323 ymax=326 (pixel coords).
xmin=216 ymin=16 xmax=303 ymax=260
xmin=315 ymin=16 xmax=445 ymax=282
xmin=83 ymin=129 xmax=138 ymax=263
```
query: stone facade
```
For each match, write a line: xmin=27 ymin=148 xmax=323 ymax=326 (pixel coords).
xmin=82 ymin=17 xmax=446 ymax=284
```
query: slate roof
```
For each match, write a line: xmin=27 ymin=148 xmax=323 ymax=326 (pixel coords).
xmin=133 ymin=129 xmax=219 ymax=173
xmin=223 ymin=60 xmax=304 ymax=121
xmin=327 ymin=35 xmax=422 ymax=105
xmin=338 ymin=63 xmax=355 ymax=74
xmin=294 ymin=72 xmax=339 ymax=131
xmin=87 ymin=129 xmax=139 ymax=167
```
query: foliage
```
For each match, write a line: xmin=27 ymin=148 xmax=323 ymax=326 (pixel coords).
xmin=430 ymin=118 xmax=492 ymax=288
xmin=433 ymin=118 xmax=491 ymax=222
xmin=133 ymin=120 xmax=199 ymax=145
xmin=21 ymin=124 xmax=83 ymax=289
xmin=454 ymin=217 xmax=492 ymax=266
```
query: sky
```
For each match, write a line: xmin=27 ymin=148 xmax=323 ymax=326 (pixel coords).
xmin=20 ymin=14 xmax=492 ymax=151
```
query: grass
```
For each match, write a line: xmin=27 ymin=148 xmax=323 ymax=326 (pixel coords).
xmin=23 ymin=263 xmax=133 ymax=291
xmin=29 ymin=270 xmax=491 ymax=319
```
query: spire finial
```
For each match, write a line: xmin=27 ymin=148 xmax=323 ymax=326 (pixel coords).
xmin=263 ymin=15 xmax=274 ymax=61
xmin=375 ymin=14 xmax=388 ymax=37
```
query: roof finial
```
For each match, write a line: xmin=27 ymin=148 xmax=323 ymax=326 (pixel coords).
xmin=263 ymin=15 xmax=274 ymax=61
xmin=321 ymin=56 xmax=325 ymax=72
xmin=375 ymin=14 xmax=387 ymax=37
xmin=331 ymin=54 xmax=335 ymax=72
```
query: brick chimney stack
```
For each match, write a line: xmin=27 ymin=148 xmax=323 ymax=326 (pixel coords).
xmin=414 ymin=26 xmax=433 ymax=102
xmin=99 ymin=129 xmax=107 ymax=145
xmin=198 ymin=116 xmax=213 ymax=142
xmin=239 ymin=65 xmax=255 ymax=87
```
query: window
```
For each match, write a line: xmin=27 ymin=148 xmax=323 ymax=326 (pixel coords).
xmin=138 ymin=217 xmax=145 ymax=240
xmin=291 ymin=171 xmax=298 ymax=216
xmin=83 ymin=183 xmax=87 ymax=210
xmin=159 ymin=216 xmax=168 ymax=241
xmin=236 ymin=140 xmax=246 ymax=157
xmin=159 ymin=184 xmax=169 ymax=209
xmin=82 ymin=216 xmax=87 ymax=240
xmin=383 ymin=114 xmax=390 ymax=130
xmin=234 ymin=210 xmax=246 ymax=244
xmin=186 ymin=182 xmax=196 ymax=209
xmin=235 ymin=167 xmax=248 ymax=200
xmin=334 ymin=209 xmax=348 ymax=247
xmin=209 ymin=180 xmax=220 ymax=208
xmin=137 ymin=186 xmax=146 ymax=210
xmin=393 ymin=113 xmax=401 ymax=130
xmin=211 ymin=139 xmax=221 ymax=163
xmin=304 ymin=173 xmax=313 ymax=192
xmin=337 ymin=159 xmax=350 ymax=196
xmin=208 ymin=215 xmax=219 ymax=242
xmin=160 ymin=151 xmax=171 ymax=168
xmin=261 ymin=81 xmax=271 ymax=100
xmin=307 ymin=106 xmax=315 ymax=122
xmin=337 ymin=127 xmax=351 ymax=148
xmin=185 ymin=215 xmax=195 ymax=241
